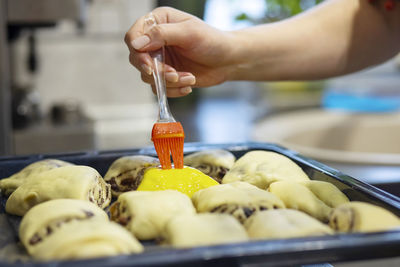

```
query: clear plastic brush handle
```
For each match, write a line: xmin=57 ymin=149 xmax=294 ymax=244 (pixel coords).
xmin=144 ymin=13 xmax=176 ymax=123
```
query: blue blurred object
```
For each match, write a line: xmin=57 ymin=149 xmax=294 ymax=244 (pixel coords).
xmin=322 ymin=87 xmax=400 ymax=113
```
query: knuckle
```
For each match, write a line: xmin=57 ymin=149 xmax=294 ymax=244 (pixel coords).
xmin=153 ymin=6 xmax=171 ymax=14
xmin=148 ymin=25 xmax=166 ymax=46
xmin=150 ymin=24 xmax=163 ymax=36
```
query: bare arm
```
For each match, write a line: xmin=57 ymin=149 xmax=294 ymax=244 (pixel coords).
xmin=228 ymin=0 xmax=400 ymax=81
xmin=126 ymin=0 xmax=400 ymax=97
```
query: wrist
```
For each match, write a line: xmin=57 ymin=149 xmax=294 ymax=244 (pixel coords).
xmin=223 ymin=30 xmax=256 ymax=81
xmin=224 ymin=27 xmax=278 ymax=81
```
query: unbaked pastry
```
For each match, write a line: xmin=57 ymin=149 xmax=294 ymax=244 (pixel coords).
xmin=329 ymin=201 xmax=400 ymax=233
xmin=222 ymin=151 xmax=309 ymax=189
xmin=0 ymin=159 xmax=73 ymax=196
xmin=299 ymin=180 xmax=349 ymax=208
xmin=163 ymin=213 xmax=248 ymax=248
xmin=110 ymin=190 xmax=196 ymax=240
xmin=19 ymin=199 xmax=109 ymax=255
xmin=31 ymin=220 xmax=143 ymax=260
xmin=5 ymin=165 xmax=111 ymax=216
xmin=268 ymin=181 xmax=332 ymax=222
xmin=192 ymin=181 xmax=285 ymax=223
xmin=244 ymin=209 xmax=333 ymax=239
xmin=184 ymin=149 xmax=235 ymax=183
xmin=104 ymin=155 xmax=160 ymax=196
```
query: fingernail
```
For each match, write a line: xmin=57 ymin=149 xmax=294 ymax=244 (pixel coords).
xmin=179 ymin=75 xmax=196 ymax=85
xmin=165 ymin=72 xmax=179 ymax=82
xmin=141 ymin=64 xmax=152 ymax=75
xmin=132 ymin=35 xmax=150 ymax=50
xmin=180 ymin=86 xmax=192 ymax=94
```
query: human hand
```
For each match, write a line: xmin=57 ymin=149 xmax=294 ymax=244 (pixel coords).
xmin=125 ymin=7 xmax=238 ymax=97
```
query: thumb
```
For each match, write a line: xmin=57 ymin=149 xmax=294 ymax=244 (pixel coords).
xmin=131 ymin=22 xmax=191 ymax=51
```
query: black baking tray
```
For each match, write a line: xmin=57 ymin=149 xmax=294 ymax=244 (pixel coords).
xmin=0 ymin=142 xmax=400 ymax=267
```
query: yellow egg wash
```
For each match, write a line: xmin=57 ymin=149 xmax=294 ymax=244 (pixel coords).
xmin=137 ymin=166 xmax=218 ymax=197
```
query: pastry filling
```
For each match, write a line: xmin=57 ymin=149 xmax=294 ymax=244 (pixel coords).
xmin=87 ymin=175 xmax=111 ymax=208
xmin=210 ymin=203 xmax=281 ymax=223
xmin=28 ymin=210 xmax=95 ymax=246
xmin=107 ymin=167 xmax=147 ymax=193
xmin=330 ymin=207 xmax=355 ymax=232
xmin=110 ymin=201 xmax=132 ymax=226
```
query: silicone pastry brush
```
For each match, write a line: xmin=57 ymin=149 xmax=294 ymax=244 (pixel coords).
xmin=144 ymin=14 xmax=185 ymax=169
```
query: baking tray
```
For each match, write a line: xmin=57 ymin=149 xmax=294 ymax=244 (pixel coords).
xmin=0 ymin=142 xmax=399 ymax=267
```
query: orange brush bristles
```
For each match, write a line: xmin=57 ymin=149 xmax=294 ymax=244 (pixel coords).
xmin=151 ymin=122 xmax=184 ymax=169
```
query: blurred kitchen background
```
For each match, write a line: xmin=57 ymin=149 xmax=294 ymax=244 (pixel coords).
xmin=1 ymin=0 xmax=400 ymax=193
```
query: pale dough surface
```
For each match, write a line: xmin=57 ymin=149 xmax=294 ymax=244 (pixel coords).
xmin=245 ymin=209 xmax=333 ymax=239
xmin=6 ymin=165 xmax=111 ymax=216
xmin=329 ymin=201 xmax=400 ymax=233
xmin=184 ymin=149 xmax=235 ymax=168
xmin=193 ymin=181 xmax=285 ymax=211
xmin=31 ymin=220 xmax=143 ymax=260
xmin=0 ymin=159 xmax=73 ymax=196
xmin=268 ymin=181 xmax=332 ymax=222
xmin=19 ymin=199 xmax=109 ymax=254
xmin=110 ymin=190 xmax=196 ymax=240
xmin=164 ymin=213 xmax=248 ymax=248
xmin=222 ymin=151 xmax=309 ymax=189
xmin=299 ymin=180 xmax=349 ymax=208
xmin=192 ymin=181 xmax=285 ymax=222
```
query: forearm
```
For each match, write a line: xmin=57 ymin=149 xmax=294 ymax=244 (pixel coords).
xmin=227 ymin=0 xmax=400 ymax=81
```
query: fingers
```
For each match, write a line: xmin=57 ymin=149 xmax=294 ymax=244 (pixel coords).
xmin=129 ymin=51 xmax=153 ymax=74
xmin=130 ymin=51 xmax=186 ymax=81
xmin=124 ymin=7 xmax=198 ymax=98
xmin=141 ymin=70 xmax=196 ymax=88
xmin=151 ymin=85 xmax=193 ymax=98
xmin=131 ymin=23 xmax=190 ymax=51
xmin=145 ymin=69 xmax=196 ymax=98
xmin=125 ymin=7 xmax=196 ymax=52
xmin=125 ymin=7 xmax=197 ymax=77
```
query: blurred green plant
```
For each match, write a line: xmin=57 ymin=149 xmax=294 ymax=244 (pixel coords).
xmin=236 ymin=0 xmax=324 ymax=23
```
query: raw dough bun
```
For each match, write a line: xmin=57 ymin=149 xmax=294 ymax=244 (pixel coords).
xmin=19 ymin=199 xmax=109 ymax=255
xmin=0 ymin=159 xmax=73 ymax=196
xmin=299 ymin=180 xmax=349 ymax=208
xmin=164 ymin=213 xmax=248 ymax=248
xmin=110 ymin=190 xmax=196 ymax=240
xmin=184 ymin=149 xmax=235 ymax=183
xmin=268 ymin=181 xmax=332 ymax=222
xmin=192 ymin=181 xmax=285 ymax=223
xmin=31 ymin=220 xmax=143 ymax=260
xmin=222 ymin=151 xmax=309 ymax=189
xmin=244 ymin=209 xmax=333 ymax=239
xmin=329 ymin=201 xmax=400 ymax=233
xmin=104 ymin=155 xmax=160 ymax=196
xmin=6 ymin=165 xmax=111 ymax=216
